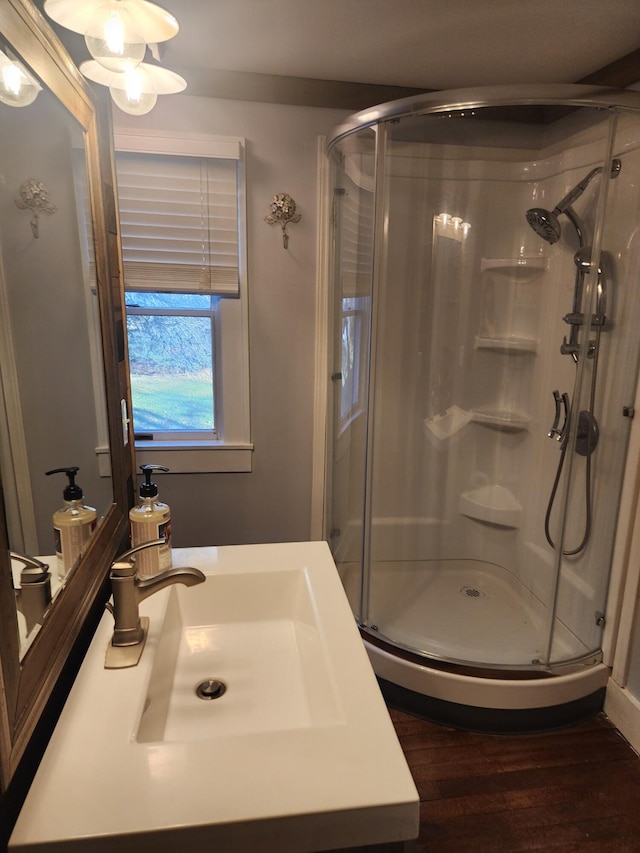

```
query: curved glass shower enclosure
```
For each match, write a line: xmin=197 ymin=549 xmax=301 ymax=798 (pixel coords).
xmin=326 ymin=86 xmax=640 ymax=726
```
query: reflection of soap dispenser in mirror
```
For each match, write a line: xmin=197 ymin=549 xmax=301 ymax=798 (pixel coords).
xmin=129 ymin=464 xmax=172 ymax=577
xmin=45 ymin=466 xmax=97 ymax=580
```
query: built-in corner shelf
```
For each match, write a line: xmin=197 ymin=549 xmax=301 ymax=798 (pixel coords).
xmin=474 ymin=334 xmax=538 ymax=354
xmin=460 ymin=484 xmax=523 ymax=528
xmin=480 ymin=257 xmax=549 ymax=279
xmin=471 ymin=408 xmax=531 ymax=432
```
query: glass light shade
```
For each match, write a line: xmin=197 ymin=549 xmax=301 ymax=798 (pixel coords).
xmin=81 ymin=57 xmax=186 ymax=94
xmin=44 ymin=0 xmax=179 ymax=43
xmin=85 ymin=1 xmax=146 ymax=72
xmin=109 ymin=66 xmax=157 ymax=115
xmin=0 ymin=51 xmax=41 ymax=107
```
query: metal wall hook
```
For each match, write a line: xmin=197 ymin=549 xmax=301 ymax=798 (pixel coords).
xmin=264 ymin=193 xmax=301 ymax=249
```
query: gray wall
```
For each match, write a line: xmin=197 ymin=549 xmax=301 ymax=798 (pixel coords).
xmin=114 ymin=95 xmax=349 ymax=546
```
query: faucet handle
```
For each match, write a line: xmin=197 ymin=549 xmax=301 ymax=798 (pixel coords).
xmin=10 ymin=551 xmax=50 ymax=583
xmin=110 ymin=561 xmax=136 ymax=578
xmin=110 ymin=539 xmax=166 ymax=577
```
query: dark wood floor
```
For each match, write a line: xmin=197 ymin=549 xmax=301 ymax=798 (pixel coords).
xmin=389 ymin=708 xmax=640 ymax=852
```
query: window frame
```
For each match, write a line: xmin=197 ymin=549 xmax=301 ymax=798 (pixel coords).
xmin=114 ymin=128 xmax=252 ymax=473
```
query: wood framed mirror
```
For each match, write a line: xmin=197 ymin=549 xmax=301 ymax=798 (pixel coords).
xmin=0 ymin=0 xmax=133 ymax=789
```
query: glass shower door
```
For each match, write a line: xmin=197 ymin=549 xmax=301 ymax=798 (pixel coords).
xmin=357 ymin=106 xmax=628 ymax=671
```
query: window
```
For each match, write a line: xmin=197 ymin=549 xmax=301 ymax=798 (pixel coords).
xmin=124 ymin=292 xmax=217 ymax=439
xmin=114 ymin=130 xmax=251 ymax=473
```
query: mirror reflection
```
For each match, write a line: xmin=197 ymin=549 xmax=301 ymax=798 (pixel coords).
xmin=0 ymin=55 xmax=113 ymax=658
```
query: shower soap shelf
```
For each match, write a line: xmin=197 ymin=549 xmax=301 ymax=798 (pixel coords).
xmin=480 ymin=257 xmax=548 ymax=279
xmin=460 ymin=484 xmax=523 ymax=528
xmin=471 ymin=408 xmax=531 ymax=432
xmin=474 ymin=334 xmax=538 ymax=354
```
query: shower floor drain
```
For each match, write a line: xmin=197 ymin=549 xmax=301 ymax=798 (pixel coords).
xmin=461 ymin=585 xmax=485 ymax=599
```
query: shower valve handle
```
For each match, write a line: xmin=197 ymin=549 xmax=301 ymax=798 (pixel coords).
xmin=548 ymin=390 xmax=569 ymax=442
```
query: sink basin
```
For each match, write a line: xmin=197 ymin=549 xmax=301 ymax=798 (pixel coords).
xmin=10 ymin=542 xmax=418 ymax=852
xmin=137 ymin=568 xmax=343 ymax=743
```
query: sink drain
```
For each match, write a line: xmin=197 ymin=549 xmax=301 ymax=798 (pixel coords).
xmin=195 ymin=678 xmax=227 ymax=700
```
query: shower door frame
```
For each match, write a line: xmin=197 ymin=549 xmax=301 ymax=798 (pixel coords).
xmin=358 ymin=120 xmax=388 ymax=628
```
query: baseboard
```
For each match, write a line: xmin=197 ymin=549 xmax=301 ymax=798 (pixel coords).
xmin=605 ymin=679 xmax=640 ymax=755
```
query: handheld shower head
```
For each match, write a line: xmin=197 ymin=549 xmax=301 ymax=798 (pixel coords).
xmin=525 ymin=158 xmax=621 ymax=245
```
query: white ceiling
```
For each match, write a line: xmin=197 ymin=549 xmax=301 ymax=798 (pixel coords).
xmin=159 ymin=0 xmax=640 ymax=92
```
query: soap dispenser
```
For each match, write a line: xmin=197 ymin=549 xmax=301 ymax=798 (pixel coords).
xmin=129 ymin=464 xmax=172 ymax=576
xmin=45 ymin=466 xmax=97 ymax=579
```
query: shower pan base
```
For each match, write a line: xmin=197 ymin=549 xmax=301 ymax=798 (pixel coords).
xmin=362 ymin=558 xmax=549 ymax=667
xmin=352 ymin=558 xmax=593 ymax=668
xmin=365 ymin=638 xmax=609 ymax=733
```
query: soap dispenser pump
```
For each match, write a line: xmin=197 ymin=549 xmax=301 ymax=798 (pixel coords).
xmin=45 ymin=466 xmax=97 ymax=579
xmin=129 ymin=464 xmax=172 ymax=576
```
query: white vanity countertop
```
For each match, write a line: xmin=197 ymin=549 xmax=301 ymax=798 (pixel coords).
xmin=10 ymin=542 xmax=419 ymax=853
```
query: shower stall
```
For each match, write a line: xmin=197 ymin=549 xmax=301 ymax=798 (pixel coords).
xmin=325 ymin=85 xmax=640 ymax=731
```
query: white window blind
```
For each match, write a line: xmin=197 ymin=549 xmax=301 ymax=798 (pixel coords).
xmin=115 ymin=151 xmax=240 ymax=296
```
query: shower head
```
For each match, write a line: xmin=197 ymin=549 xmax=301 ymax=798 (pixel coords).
xmin=525 ymin=208 xmax=561 ymax=244
xmin=525 ymin=158 xmax=622 ymax=245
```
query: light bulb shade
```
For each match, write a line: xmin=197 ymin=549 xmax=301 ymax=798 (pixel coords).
xmin=80 ymin=59 xmax=187 ymax=95
xmin=0 ymin=50 xmax=41 ymax=107
xmin=85 ymin=1 xmax=146 ymax=72
xmin=110 ymin=83 xmax=158 ymax=115
xmin=109 ymin=65 xmax=157 ymax=115
xmin=44 ymin=0 xmax=179 ymax=43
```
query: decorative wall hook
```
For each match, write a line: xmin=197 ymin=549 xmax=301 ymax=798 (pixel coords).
xmin=264 ymin=193 xmax=301 ymax=249
xmin=15 ymin=179 xmax=57 ymax=238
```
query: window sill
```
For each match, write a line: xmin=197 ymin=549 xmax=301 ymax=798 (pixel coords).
xmin=135 ymin=441 xmax=253 ymax=473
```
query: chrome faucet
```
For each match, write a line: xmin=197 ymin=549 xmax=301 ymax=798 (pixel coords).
xmin=105 ymin=539 xmax=205 ymax=668
xmin=11 ymin=551 xmax=52 ymax=635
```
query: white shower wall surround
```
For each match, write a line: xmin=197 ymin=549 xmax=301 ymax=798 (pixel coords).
xmin=327 ymin=88 xmax=640 ymax=729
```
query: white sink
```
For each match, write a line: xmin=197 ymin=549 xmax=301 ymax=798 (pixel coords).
xmin=10 ymin=542 xmax=418 ymax=853
xmin=136 ymin=567 xmax=343 ymax=743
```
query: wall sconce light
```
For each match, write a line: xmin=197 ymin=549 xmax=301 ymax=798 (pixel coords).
xmin=15 ymin=180 xmax=57 ymax=238
xmin=265 ymin=193 xmax=302 ymax=249
xmin=43 ymin=0 xmax=185 ymax=115
xmin=0 ymin=48 xmax=41 ymax=108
